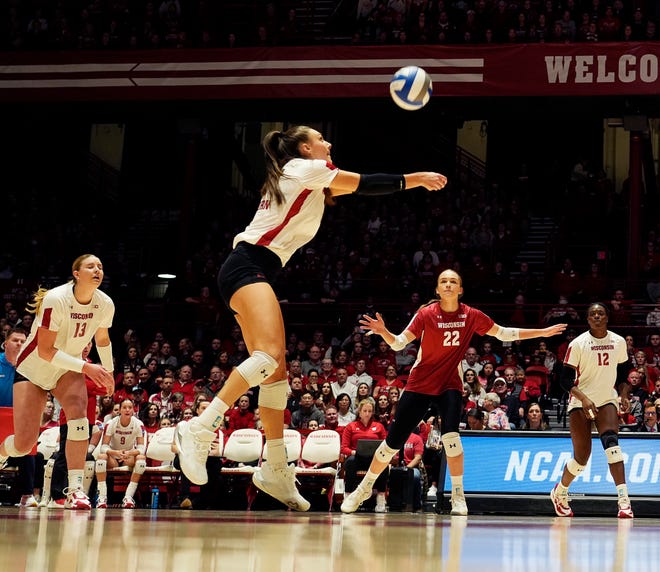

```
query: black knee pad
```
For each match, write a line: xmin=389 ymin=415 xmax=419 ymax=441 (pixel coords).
xmin=600 ymin=430 xmax=618 ymax=450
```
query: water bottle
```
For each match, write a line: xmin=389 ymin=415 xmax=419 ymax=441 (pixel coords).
xmin=151 ymin=487 xmax=160 ymax=509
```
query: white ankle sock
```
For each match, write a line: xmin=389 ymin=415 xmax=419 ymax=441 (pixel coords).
xmin=616 ymin=484 xmax=630 ymax=504
xmin=68 ymin=470 xmax=84 ymax=491
xmin=125 ymin=482 xmax=138 ymax=498
xmin=266 ymin=439 xmax=287 ymax=468
xmin=450 ymin=476 xmax=464 ymax=497
xmin=196 ymin=397 xmax=230 ymax=430
xmin=362 ymin=470 xmax=379 ymax=489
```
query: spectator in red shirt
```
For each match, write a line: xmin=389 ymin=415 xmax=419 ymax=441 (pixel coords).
xmin=226 ymin=394 xmax=255 ymax=432
xmin=318 ymin=358 xmax=337 ymax=384
xmin=395 ymin=429 xmax=425 ymax=511
xmin=113 ymin=370 xmax=136 ymax=404
xmin=173 ymin=364 xmax=196 ymax=406
xmin=522 ymin=355 xmax=549 ymax=403
xmin=643 ymin=332 xmax=660 ymax=367
xmin=340 ymin=399 xmax=388 ymax=512
xmin=369 ymin=339 xmax=397 ymax=377
xmin=372 ymin=365 xmax=406 ymax=398
xmin=321 ymin=405 xmax=342 ymax=435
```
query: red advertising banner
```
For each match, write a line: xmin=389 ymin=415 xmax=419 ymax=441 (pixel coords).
xmin=0 ymin=42 xmax=657 ymax=102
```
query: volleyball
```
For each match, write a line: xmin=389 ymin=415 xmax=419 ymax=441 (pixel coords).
xmin=389 ymin=66 xmax=432 ymax=111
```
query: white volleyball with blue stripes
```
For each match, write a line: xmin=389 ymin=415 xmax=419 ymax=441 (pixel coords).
xmin=389 ymin=66 xmax=432 ymax=111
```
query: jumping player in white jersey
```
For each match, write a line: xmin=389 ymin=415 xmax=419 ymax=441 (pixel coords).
xmin=95 ymin=399 xmax=146 ymax=508
xmin=0 ymin=254 xmax=115 ymax=510
xmin=340 ymin=269 xmax=566 ymax=516
xmin=175 ymin=125 xmax=447 ymax=510
xmin=550 ymin=302 xmax=634 ymax=518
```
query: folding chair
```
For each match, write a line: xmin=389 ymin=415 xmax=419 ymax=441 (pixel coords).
xmin=262 ymin=429 xmax=302 ymax=464
xmin=295 ymin=430 xmax=341 ymax=510
xmin=145 ymin=427 xmax=177 ymax=466
xmin=37 ymin=426 xmax=60 ymax=460
xmin=220 ymin=429 xmax=263 ymax=509
xmin=143 ymin=427 xmax=183 ymax=507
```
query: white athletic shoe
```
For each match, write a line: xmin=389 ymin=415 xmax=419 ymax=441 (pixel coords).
xmin=375 ymin=494 xmax=387 ymax=513
xmin=550 ymin=484 xmax=573 ymax=517
xmin=47 ymin=498 xmax=66 ymax=510
xmin=64 ymin=489 xmax=92 ymax=511
xmin=16 ymin=494 xmax=39 ymax=508
xmin=340 ymin=484 xmax=373 ymax=514
xmin=450 ymin=495 xmax=468 ymax=516
xmin=426 ymin=485 xmax=438 ymax=500
xmin=175 ymin=420 xmax=216 ymax=485
xmin=38 ymin=496 xmax=50 ymax=508
xmin=252 ymin=462 xmax=311 ymax=511
xmin=96 ymin=495 xmax=108 ymax=509
xmin=122 ymin=496 xmax=136 ymax=509
xmin=617 ymin=502 xmax=634 ymax=519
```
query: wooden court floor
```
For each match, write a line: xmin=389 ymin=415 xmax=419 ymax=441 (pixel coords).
xmin=0 ymin=508 xmax=658 ymax=572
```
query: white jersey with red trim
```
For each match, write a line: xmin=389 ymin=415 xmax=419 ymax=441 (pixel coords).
xmin=564 ymin=329 xmax=628 ymax=411
xmin=233 ymin=158 xmax=339 ymax=265
xmin=104 ymin=415 xmax=145 ymax=451
xmin=16 ymin=283 xmax=115 ymax=390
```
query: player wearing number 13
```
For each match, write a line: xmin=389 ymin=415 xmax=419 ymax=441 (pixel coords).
xmin=550 ymin=303 xmax=634 ymax=519
xmin=341 ymin=269 xmax=566 ymax=516
xmin=0 ymin=254 xmax=115 ymax=510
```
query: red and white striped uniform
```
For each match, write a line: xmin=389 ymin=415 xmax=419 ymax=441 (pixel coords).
xmin=233 ymin=158 xmax=339 ymax=265
xmin=404 ymin=302 xmax=494 ymax=395
xmin=16 ymin=283 xmax=115 ymax=390
xmin=564 ymin=330 xmax=628 ymax=412
xmin=104 ymin=415 xmax=145 ymax=451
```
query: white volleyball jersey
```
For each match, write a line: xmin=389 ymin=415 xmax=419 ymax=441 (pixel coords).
xmin=564 ymin=330 xmax=628 ymax=411
xmin=233 ymin=158 xmax=339 ymax=265
xmin=104 ymin=415 xmax=145 ymax=450
xmin=16 ymin=283 xmax=115 ymax=389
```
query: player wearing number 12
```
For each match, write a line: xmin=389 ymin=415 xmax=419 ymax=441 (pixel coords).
xmin=341 ymin=269 xmax=566 ymax=516
xmin=550 ymin=302 xmax=634 ymax=519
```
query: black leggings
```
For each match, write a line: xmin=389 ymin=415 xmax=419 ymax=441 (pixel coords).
xmin=386 ymin=389 xmax=462 ymax=450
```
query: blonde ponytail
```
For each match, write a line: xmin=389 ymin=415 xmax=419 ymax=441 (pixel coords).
xmin=26 ymin=287 xmax=49 ymax=316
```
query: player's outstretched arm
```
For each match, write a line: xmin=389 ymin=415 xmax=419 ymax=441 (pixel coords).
xmin=359 ymin=312 xmax=415 ymax=351
xmin=329 ymin=170 xmax=447 ymax=197
xmin=487 ymin=323 xmax=567 ymax=342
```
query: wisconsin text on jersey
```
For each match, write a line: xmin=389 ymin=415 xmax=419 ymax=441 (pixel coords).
xmin=438 ymin=322 xmax=466 ymax=328
xmin=70 ymin=312 xmax=94 ymax=320
xmin=591 ymin=344 xmax=615 ymax=351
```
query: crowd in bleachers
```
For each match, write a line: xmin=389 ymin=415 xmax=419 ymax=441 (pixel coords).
xmin=2 ymin=0 xmax=657 ymax=51
xmin=352 ymin=0 xmax=657 ymax=45
xmin=3 ymin=277 xmax=660 ymax=509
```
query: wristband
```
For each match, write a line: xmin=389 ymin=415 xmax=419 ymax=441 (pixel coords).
xmin=50 ymin=349 xmax=85 ymax=373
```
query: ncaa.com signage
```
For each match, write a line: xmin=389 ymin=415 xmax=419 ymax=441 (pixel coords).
xmin=447 ymin=432 xmax=660 ymax=496
xmin=0 ymin=42 xmax=657 ymax=101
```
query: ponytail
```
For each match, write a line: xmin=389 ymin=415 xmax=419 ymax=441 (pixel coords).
xmin=27 ymin=287 xmax=49 ymax=316
xmin=261 ymin=126 xmax=312 ymax=206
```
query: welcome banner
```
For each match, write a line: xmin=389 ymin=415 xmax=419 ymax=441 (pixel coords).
xmin=0 ymin=42 xmax=657 ymax=102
